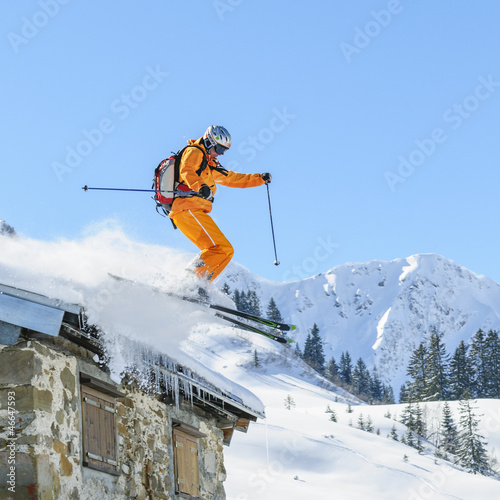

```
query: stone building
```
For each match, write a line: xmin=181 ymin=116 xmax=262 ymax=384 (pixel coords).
xmin=0 ymin=282 xmax=264 ymax=499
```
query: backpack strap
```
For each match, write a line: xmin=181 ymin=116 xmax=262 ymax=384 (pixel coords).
xmin=192 ymin=145 xmax=208 ymax=175
xmin=211 ymin=164 xmax=229 ymax=177
xmin=174 ymin=144 xmax=208 ymax=187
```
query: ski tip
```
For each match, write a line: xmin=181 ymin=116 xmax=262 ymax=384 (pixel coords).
xmin=290 ymin=325 xmax=297 ymax=331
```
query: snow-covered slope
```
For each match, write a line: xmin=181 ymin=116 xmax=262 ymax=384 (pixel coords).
xmin=184 ymin=313 xmax=500 ymax=498
xmin=191 ymin=327 xmax=500 ymax=499
xmin=222 ymin=254 xmax=500 ymax=391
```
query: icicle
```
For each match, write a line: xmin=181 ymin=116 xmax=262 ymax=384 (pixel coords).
xmin=102 ymin=328 xmax=245 ymax=413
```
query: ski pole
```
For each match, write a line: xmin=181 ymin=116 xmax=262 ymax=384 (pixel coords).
xmin=82 ymin=185 xmax=194 ymax=195
xmin=266 ymin=184 xmax=280 ymax=266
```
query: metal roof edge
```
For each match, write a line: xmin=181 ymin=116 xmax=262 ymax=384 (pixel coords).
xmin=0 ymin=282 xmax=82 ymax=315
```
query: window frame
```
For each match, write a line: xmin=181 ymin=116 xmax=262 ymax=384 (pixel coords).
xmin=80 ymin=375 xmax=123 ymax=476
xmin=172 ymin=422 xmax=206 ymax=498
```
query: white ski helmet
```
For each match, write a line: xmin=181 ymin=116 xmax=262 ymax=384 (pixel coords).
xmin=203 ymin=125 xmax=232 ymax=153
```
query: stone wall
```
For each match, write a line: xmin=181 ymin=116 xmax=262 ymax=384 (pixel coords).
xmin=0 ymin=337 xmax=227 ymax=499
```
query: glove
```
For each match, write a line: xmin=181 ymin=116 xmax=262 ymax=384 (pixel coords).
xmin=198 ymin=185 xmax=212 ymax=199
xmin=261 ymin=172 xmax=272 ymax=184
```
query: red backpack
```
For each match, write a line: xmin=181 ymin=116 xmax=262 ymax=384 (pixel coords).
xmin=153 ymin=144 xmax=207 ymax=215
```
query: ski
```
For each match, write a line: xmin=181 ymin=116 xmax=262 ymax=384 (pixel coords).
xmin=108 ymin=274 xmax=295 ymax=341
xmin=205 ymin=302 xmax=295 ymax=332
xmin=215 ymin=313 xmax=291 ymax=344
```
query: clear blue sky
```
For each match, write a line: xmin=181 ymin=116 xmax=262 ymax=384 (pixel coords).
xmin=2 ymin=1 xmax=500 ymax=284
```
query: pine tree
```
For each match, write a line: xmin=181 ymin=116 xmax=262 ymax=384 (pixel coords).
xmin=357 ymin=413 xmax=365 ymax=431
xmin=339 ymin=351 xmax=353 ymax=385
xmin=405 ymin=428 xmax=416 ymax=449
xmin=426 ymin=332 xmax=450 ymax=401
xmin=233 ymin=289 xmax=242 ymax=311
xmin=326 ymin=357 xmax=339 ymax=382
xmin=406 ymin=342 xmax=429 ymax=401
xmin=266 ymin=297 xmax=283 ymax=323
xmin=284 ymin=394 xmax=296 ymax=410
xmin=302 ymin=324 xmax=325 ymax=374
xmin=438 ymin=401 xmax=458 ymax=458
xmin=484 ymin=329 xmax=500 ymax=398
xmin=455 ymin=392 xmax=489 ymax=475
xmin=253 ymin=349 xmax=261 ymax=368
xmin=303 ymin=333 xmax=313 ymax=364
xmin=239 ymin=290 xmax=250 ymax=314
xmin=469 ymin=329 xmax=488 ymax=398
xmin=365 ymin=415 xmax=374 ymax=433
xmin=382 ymin=383 xmax=395 ymax=404
xmin=400 ymin=401 xmax=415 ymax=429
xmin=389 ymin=424 xmax=399 ymax=441
xmin=449 ymin=341 xmax=473 ymax=400
xmin=370 ymin=367 xmax=384 ymax=402
xmin=247 ymin=290 xmax=262 ymax=316
xmin=413 ymin=402 xmax=427 ymax=442
xmin=399 ymin=382 xmax=410 ymax=404
xmin=221 ymin=282 xmax=231 ymax=296
xmin=401 ymin=401 xmax=425 ymax=451
xmin=352 ymin=358 xmax=372 ymax=398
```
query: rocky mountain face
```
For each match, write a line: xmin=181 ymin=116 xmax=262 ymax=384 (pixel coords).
xmin=0 ymin=220 xmax=16 ymax=237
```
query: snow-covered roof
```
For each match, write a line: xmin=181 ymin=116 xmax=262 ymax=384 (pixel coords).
xmin=0 ymin=281 xmax=264 ymax=422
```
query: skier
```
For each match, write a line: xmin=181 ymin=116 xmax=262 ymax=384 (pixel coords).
xmin=170 ymin=125 xmax=271 ymax=282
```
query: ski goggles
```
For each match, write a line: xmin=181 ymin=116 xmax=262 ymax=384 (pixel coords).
xmin=214 ymin=144 xmax=229 ymax=155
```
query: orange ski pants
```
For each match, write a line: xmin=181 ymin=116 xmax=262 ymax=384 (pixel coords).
xmin=172 ymin=209 xmax=234 ymax=281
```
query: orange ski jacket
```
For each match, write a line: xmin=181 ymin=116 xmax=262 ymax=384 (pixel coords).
xmin=169 ymin=138 xmax=265 ymax=218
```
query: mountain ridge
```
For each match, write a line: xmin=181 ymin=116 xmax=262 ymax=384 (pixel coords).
xmin=221 ymin=253 xmax=500 ymax=393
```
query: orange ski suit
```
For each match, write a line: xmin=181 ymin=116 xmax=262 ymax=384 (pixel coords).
xmin=169 ymin=138 xmax=265 ymax=281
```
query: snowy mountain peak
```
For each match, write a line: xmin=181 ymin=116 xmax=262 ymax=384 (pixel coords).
xmin=222 ymin=254 xmax=500 ymax=392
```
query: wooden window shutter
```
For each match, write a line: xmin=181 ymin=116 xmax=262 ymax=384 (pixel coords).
xmin=173 ymin=428 xmax=200 ymax=497
xmin=81 ymin=385 xmax=119 ymax=475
